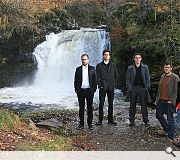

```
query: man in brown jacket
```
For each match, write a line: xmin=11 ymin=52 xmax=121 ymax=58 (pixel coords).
xmin=156 ymin=62 xmax=179 ymax=142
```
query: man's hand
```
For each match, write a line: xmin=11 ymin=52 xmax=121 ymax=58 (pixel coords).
xmin=167 ymin=101 xmax=172 ymax=104
xmin=154 ymin=100 xmax=158 ymax=105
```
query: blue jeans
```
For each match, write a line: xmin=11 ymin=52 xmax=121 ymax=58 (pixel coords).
xmin=178 ymin=110 xmax=180 ymax=129
xmin=156 ymin=100 xmax=175 ymax=139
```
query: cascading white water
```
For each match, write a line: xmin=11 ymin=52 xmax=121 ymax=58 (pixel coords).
xmin=0 ymin=28 xmax=110 ymax=108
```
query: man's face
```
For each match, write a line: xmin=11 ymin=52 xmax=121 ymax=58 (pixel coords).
xmin=103 ymin=52 xmax=110 ymax=61
xmin=134 ymin=55 xmax=142 ymax=65
xmin=81 ymin=55 xmax=89 ymax=66
xmin=164 ymin=64 xmax=172 ymax=74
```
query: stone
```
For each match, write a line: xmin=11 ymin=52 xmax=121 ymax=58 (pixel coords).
xmin=36 ymin=118 xmax=64 ymax=129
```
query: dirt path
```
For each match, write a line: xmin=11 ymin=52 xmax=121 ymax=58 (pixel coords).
xmin=68 ymin=97 xmax=180 ymax=151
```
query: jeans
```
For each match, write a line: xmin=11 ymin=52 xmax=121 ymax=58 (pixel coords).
xmin=177 ymin=110 xmax=180 ymax=129
xmin=156 ymin=99 xmax=176 ymax=139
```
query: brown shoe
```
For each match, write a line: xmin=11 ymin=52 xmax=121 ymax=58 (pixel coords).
xmin=172 ymin=140 xmax=180 ymax=147
xmin=168 ymin=138 xmax=179 ymax=143
xmin=157 ymin=130 xmax=168 ymax=136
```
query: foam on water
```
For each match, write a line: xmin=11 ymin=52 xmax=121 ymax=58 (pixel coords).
xmin=0 ymin=28 xmax=110 ymax=108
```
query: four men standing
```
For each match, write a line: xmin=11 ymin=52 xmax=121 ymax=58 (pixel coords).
xmin=74 ymin=51 xmax=179 ymax=142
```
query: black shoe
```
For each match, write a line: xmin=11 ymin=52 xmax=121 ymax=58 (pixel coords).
xmin=88 ymin=124 xmax=94 ymax=130
xmin=145 ymin=122 xmax=150 ymax=126
xmin=76 ymin=124 xmax=84 ymax=130
xmin=95 ymin=121 xmax=102 ymax=126
xmin=129 ymin=122 xmax=135 ymax=126
xmin=108 ymin=121 xmax=117 ymax=125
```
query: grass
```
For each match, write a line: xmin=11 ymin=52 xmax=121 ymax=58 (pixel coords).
xmin=18 ymin=138 xmax=71 ymax=151
xmin=0 ymin=108 xmax=74 ymax=151
xmin=0 ymin=108 xmax=19 ymax=129
xmin=46 ymin=126 xmax=77 ymax=136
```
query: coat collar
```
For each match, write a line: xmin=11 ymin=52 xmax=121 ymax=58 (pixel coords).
xmin=160 ymin=73 xmax=172 ymax=85
xmin=101 ymin=60 xmax=111 ymax=65
xmin=129 ymin=63 xmax=145 ymax=68
xmin=81 ymin=64 xmax=90 ymax=69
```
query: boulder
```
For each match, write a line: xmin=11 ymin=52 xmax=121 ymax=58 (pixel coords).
xmin=36 ymin=118 xmax=64 ymax=129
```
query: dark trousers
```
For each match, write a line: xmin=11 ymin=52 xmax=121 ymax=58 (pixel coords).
xmin=98 ymin=88 xmax=114 ymax=122
xmin=129 ymin=86 xmax=148 ymax=123
xmin=156 ymin=100 xmax=175 ymax=139
xmin=77 ymin=89 xmax=94 ymax=126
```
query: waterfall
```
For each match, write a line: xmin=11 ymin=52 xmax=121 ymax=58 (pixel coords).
xmin=33 ymin=28 xmax=110 ymax=94
xmin=0 ymin=28 xmax=110 ymax=107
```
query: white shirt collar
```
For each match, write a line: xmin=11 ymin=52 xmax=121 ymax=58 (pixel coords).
xmin=104 ymin=60 xmax=109 ymax=65
xmin=82 ymin=65 xmax=88 ymax=69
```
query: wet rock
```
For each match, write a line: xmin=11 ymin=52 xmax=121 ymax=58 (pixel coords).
xmin=36 ymin=118 xmax=64 ymax=129
xmin=94 ymin=112 xmax=99 ymax=116
xmin=93 ymin=106 xmax=99 ymax=111
xmin=114 ymin=89 xmax=123 ymax=97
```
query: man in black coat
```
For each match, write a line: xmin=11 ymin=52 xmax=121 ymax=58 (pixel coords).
xmin=96 ymin=50 xmax=118 ymax=125
xmin=74 ymin=54 xmax=97 ymax=130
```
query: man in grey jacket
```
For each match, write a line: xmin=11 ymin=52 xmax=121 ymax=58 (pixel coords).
xmin=156 ymin=62 xmax=179 ymax=142
xmin=126 ymin=53 xmax=150 ymax=126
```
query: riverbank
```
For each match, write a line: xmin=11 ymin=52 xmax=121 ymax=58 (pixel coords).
xmin=0 ymin=97 xmax=180 ymax=151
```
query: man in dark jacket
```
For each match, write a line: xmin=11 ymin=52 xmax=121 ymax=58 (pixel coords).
xmin=126 ymin=53 xmax=150 ymax=126
xmin=95 ymin=50 xmax=118 ymax=126
xmin=74 ymin=54 xmax=97 ymax=130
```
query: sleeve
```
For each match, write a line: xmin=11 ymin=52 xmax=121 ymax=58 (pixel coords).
xmin=170 ymin=75 xmax=179 ymax=104
xmin=156 ymin=75 xmax=163 ymax=102
xmin=93 ymin=67 xmax=97 ymax=92
xmin=96 ymin=64 xmax=101 ymax=88
xmin=145 ymin=65 xmax=150 ymax=89
xmin=126 ymin=67 xmax=131 ymax=90
xmin=74 ymin=68 xmax=78 ymax=92
xmin=114 ymin=63 xmax=118 ymax=88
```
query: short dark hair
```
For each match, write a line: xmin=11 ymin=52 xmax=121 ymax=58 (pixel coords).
xmin=102 ymin=50 xmax=111 ymax=56
xmin=81 ymin=53 xmax=89 ymax=59
xmin=134 ymin=52 xmax=142 ymax=58
xmin=164 ymin=61 xmax=173 ymax=68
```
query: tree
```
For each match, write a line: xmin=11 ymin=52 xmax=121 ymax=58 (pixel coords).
xmin=0 ymin=0 xmax=38 ymax=41
xmin=0 ymin=0 xmax=42 ymax=66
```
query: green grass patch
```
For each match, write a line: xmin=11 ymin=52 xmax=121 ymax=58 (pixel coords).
xmin=47 ymin=126 xmax=76 ymax=137
xmin=18 ymin=139 xmax=72 ymax=151
xmin=0 ymin=109 xmax=19 ymax=129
